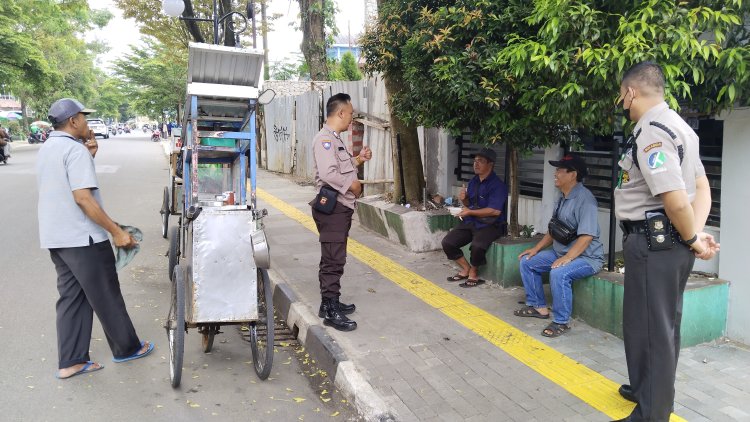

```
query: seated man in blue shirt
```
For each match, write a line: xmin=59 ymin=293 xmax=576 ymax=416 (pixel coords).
xmin=515 ymin=154 xmax=604 ymax=337
xmin=442 ymin=148 xmax=508 ymax=288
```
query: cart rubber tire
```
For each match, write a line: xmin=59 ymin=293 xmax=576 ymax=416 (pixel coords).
xmin=168 ymin=226 xmax=180 ymax=281
xmin=167 ymin=265 xmax=185 ymax=388
xmin=250 ymin=268 xmax=274 ymax=380
xmin=161 ymin=187 xmax=170 ymax=239
xmin=201 ymin=325 xmax=218 ymax=353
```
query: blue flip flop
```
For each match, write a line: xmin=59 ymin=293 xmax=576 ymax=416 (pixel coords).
xmin=112 ymin=341 xmax=154 ymax=363
xmin=56 ymin=361 xmax=104 ymax=379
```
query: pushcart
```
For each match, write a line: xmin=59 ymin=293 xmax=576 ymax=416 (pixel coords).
xmin=164 ymin=42 xmax=276 ymax=388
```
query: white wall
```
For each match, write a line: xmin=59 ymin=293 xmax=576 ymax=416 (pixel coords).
xmin=718 ymin=108 xmax=750 ymax=344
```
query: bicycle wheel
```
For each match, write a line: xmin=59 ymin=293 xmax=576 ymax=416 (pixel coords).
xmin=168 ymin=226 xmax=180 ymax=281
xmin=166 ymin=265 xmax=185 ymax=387
xmin=250 ymin=268 xmax=274 ymax=380
xmin=161 ymin=187 xmax=169 ymax=238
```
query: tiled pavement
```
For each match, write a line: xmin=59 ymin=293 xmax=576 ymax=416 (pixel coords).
xmin=256 ymin=169 xmax=750 ymax=422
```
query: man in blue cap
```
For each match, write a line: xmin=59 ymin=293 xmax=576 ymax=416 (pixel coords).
xmin=36 ymin=98 xmax=153 ymax=380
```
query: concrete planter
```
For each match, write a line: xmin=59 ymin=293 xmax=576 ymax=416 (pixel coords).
xmin=356 ymin=197 xmax=458 ymax=252
xmin=572 ymin=271 xmax=729 ymax=348
xmin=462 ymin=237 xmax=541 ymax=288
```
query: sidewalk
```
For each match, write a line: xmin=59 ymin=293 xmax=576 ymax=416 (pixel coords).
xmin=256 ymin=169 xmax=750 ymax=422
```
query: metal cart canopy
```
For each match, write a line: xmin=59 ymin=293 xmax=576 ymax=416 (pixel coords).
xmin=188 ymin=42 xmax=264 ymax=89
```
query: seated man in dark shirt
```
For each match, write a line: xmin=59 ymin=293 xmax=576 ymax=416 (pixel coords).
xmin=442 ymin=148 xmax=508 ymax=287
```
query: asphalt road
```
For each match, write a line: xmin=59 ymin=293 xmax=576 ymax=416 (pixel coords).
xmin=0 ymin=132 xmax=356 ymax=421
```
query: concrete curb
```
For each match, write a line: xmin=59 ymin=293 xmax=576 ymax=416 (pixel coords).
xmin=268 ymin=267 xmax=397 ymax=422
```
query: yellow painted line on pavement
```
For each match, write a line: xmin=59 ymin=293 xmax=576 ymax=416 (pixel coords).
xmin=257 ymin=187 xmax=685 ymax=422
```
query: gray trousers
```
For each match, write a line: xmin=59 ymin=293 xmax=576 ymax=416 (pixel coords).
xmin=622 ymin=233 xmax=694 ymax=421
xmin=50 ymin=240 xmax=141 ymax=368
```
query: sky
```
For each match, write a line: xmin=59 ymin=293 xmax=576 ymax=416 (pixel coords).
xmin=86 ymin=0 xmax=366 ymax=72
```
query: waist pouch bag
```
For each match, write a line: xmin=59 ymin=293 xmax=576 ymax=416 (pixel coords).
xmin=548 ymin=217 xmax=578 ymax=245
xmin=312 ymin=185 xmax=338 ymax=214
xmin=644 ymin=210 xmax=675 ymax=251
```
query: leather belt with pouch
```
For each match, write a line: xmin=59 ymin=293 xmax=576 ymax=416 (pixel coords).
xmin=644 ymin=210 xmax=675 ymax=251
xmin=312 ymin=185 xmax=338 ymax=214
xmin=620 ymin=210 xmax=677 ymax=251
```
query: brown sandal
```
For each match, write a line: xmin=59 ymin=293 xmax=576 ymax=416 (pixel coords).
xmin=513 ymin=306 xmax=550 ymax=319
xmin=459 ymin=279 xmax=485 ymax=288
xmin=446 ymin=274 xmax=469 ymax=282
xmin=542 ymin=322 xmax=570 ymax=337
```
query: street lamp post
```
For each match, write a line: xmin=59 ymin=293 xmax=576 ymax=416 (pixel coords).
xmin=162 ymin=0 xmax=254 ymax=47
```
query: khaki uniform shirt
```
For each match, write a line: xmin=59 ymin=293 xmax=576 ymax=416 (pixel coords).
xmin=615 ymin=102 xmax=706 ymax=221
xmin=312 ymin=124 xmax=359 ymax=209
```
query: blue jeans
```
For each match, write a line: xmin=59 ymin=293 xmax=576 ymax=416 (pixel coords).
xmin=519 ymin=249 xmax=597 ymax=325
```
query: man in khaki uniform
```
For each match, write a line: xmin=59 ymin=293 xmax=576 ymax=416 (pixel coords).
xmin=310 ymin=93 xmax=372 ymax=331
xmin=612 ymin=62 xmax=719 ymax=422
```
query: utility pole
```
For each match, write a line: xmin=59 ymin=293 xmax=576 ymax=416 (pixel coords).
xmin=261 ymin=0 xmax=269 ymax=79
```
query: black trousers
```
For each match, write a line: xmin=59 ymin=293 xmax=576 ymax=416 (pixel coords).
xmin=49 ymin=240 xmax=141 ymax=368
xmin=441 ymin=222 xmax=504 ymax=267
xmin=311 ymin=203 xmax=354 ymax=299
xmin=622 ymin=233 xmax=694 ymax=421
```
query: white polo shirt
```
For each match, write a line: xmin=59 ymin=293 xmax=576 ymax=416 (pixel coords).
xmin=36 ymin=131 xmax=108 ymax=248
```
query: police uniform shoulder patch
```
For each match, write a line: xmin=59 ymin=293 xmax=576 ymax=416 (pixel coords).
xmin=322 ymin=141 xmax=331 ymax=150
xmin=643 ymin=142 xmax=662 ymax=153
xmin=648 ymin=151 xmax=666 ymax=169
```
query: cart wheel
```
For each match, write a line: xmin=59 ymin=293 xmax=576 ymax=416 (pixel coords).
xmin=250 ymin=268 xmax=274 ymax=380
xmin=166 ymin=265 xmax=185 ymax=388
xmin=201 ymin=324 xmax=219 ymax=353
xmin=161 ymin=187 xmax=170 ymax=239
xmin=168 ymin=226 xmax=180 ymax=281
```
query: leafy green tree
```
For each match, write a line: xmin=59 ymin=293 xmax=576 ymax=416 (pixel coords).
xmin=363 ymin=0 xmax=750 ymax=235
xmin=2 ymin=0 xmax=112 ymax=131
xmin=114 ymin=38 xmax=187 ymax=122
xmin=297 ymin=0 xmax=339 ymax=80
xmin=330 ymin=51 xmax=362 ymax=81
xmin=90 ymin=77 xmax=127 ymax=121
xmin=497 ymin=0 xmax=750 ymax=132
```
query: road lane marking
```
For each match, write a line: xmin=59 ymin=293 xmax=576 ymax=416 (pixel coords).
xmin=256 ymin=187 xmax=685 ymax=422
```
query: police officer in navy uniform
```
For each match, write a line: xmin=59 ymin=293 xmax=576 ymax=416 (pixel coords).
xmin=613 ymin=62 xmax=719 ymax=421
xmin=311 ymin=93 xmax=372 ymax=331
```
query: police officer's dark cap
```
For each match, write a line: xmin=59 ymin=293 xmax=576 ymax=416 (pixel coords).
xmin=48 ymin=98 xmax=96 ymax=125
xmin=475 ymin=148 xmax=497 ymax=163
xmin=549 ymin=154 xmax=588 ymax=178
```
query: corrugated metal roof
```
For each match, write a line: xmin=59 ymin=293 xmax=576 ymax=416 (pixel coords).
xmin=188 ymin=42 xmax=264 ymax=88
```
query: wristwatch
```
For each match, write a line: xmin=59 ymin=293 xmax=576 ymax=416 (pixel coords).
xmin=685 ymin=234 xmax=698 ymax=248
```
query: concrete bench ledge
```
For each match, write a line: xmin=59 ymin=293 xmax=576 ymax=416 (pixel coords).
xmin=573 ymin=271 xmax=729 ymax=348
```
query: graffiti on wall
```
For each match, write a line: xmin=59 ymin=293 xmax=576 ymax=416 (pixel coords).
xmin=273 ymin=125 xmax=290 ymax=143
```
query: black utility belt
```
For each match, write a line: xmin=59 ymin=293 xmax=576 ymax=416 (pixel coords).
xmin=620 ymin=210 xmax=687 ymax=251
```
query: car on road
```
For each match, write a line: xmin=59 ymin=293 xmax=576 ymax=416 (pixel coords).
xmin=87 ymin=118 xmax=109 ymax=139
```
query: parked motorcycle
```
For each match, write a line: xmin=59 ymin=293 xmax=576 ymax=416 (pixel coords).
xmin=151 ymin=129 xmax=161 ymax=142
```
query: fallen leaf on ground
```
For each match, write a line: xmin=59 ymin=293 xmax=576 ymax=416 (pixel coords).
xmin=330 ymin=411 xmax=340 ymax=417
xmin=320 ymin=397 xmax=331 ymax=403
xmin=293 ymin=397 xmax=306 ymax=403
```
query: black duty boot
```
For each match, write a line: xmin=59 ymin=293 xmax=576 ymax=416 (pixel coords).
xmin=322 ymin=298 xmax=357 ymax=331
xmin=618 ymin=384 xmax=636 ymax=402
xmin=318 ymin=298 xmax=355 ymax=317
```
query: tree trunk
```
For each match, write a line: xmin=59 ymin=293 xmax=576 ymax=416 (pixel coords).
xmin=182 ymin=0 xmax=206 ymax=43
xmin=220 ymin=0 xmax=236 ymax=46
xmin=298 ymin=0 xmax=328 ymax=80
xmin=382 ymin=75 xmax=424 ymax=205
xmin=20 ymin=96 xmax=29 ymax=135
xmin=508 ymin=146 xmax=520 ymax=238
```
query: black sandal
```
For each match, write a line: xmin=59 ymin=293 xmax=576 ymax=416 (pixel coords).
xmin=513 ymin=306 xmax=550 ymax=319
xmin=447 ymin=273 xmax=469 ymax=282
xmin=541 ymin=322 xmax=570 ymax=338
xmin=458 ymin=279 xmax=485 ymax=288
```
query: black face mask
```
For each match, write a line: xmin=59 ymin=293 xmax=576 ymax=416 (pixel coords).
xmin=622 ymin=107 xmax=632 ymax=121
